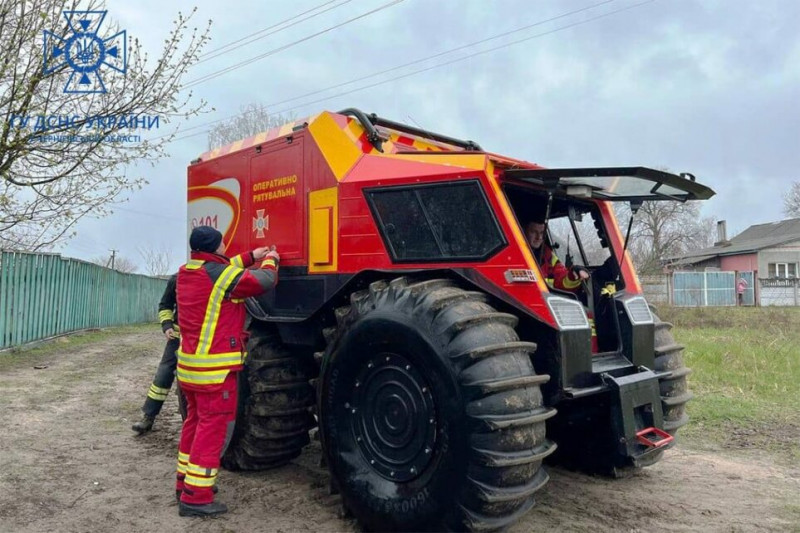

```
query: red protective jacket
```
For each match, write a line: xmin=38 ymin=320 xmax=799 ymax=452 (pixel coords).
xmin=176 ymin=250 xmax=277 ymax=392
xmin=536 ymin=245 xmax=582 ymax=292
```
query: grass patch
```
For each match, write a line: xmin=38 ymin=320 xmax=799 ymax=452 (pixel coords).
xmin=0 ymin=324 xmax=155 ymax=371
xmin=658 ymin=306 xmax=800 ymax=460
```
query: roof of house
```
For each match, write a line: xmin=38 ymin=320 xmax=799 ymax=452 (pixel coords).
xmin=667 ymin=218 xmax=800 ymax=264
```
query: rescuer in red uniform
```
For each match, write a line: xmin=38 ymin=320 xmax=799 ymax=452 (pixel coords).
xmin=524 ymin=219 xmax=589 ymax=291
xmin=175 ymin=225 xmax=279 ymax=517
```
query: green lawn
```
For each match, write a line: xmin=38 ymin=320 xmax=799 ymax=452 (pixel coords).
xmin=656 ymin=306 xmax=800 ymax=460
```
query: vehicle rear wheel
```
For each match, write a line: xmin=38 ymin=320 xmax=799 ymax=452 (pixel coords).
xmin=221 ymin=323 xmax=316 ymax=470
xmin=630 ymin=311 xmax=693 ymax=468
xmin=318 ymin=278 xmax=557 ymax=531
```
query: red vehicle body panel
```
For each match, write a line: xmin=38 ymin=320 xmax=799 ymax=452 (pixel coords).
xmin=187 ymin=111 xmax=644 ymax=329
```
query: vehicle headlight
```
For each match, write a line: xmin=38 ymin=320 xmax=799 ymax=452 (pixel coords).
xmin=623 ymin=296 xmax=653 ymax=325
xmin=546 ymin=296 xmax=589 ymax=330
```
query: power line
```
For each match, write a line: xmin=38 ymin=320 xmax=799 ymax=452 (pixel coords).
xmin=264 ymin=0 xmax=618 ymax=111
xmin=183 ymin=0 xmax=405 ymax=89
xmin=154 ymin=0 xmax=616 ymax=140
xmin=150 ymin=0 xmax=617 ymax=143
xmin=267 ymin=0 xmax=658 ymax=116
xmin=166 ymin=0 xmax=655 ymax=145
xmin=197 ymin=0 xmax=352 ymax=64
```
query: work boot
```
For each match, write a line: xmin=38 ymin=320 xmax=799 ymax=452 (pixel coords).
xmin=131 ymin=415 xmax=155 ymax=434
xmin=178 ymin=501 xmax=228 ymax=517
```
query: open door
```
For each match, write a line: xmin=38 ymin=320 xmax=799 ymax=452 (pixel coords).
xmin=503 ymin=167 xmax=715 ymax=202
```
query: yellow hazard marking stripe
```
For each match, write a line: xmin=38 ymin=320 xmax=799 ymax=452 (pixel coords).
xmin=230 ymin=254 xmax=245 ymax=268
xmin=196 ymin=265 xmax=240 ymax=354
xmin=158 ymin=310 xmax=174 ymax=322
xmin=186 ymin=259 xmax=205 ymax=270
xmin=308 ymin=111 xmax=363 ymax=181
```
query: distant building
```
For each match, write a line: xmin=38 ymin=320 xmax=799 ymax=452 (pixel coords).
xmin=666 ymin=218 xmax=800 ymax=306
xmin=666 ymin=218 xmax=800 ymax=278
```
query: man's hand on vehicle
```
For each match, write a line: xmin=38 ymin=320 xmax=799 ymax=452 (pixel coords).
xmin=572 ymin=265 xmax=590 ymax=280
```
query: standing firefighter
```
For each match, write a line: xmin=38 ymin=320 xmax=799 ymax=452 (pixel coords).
xmin=175 ymin=226 xmax=279 ymax=517
xmin=132 ymin=274 xmax=179 ymax=434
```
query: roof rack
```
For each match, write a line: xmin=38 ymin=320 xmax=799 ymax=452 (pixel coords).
xmin=338 ymin=108 xmax=483 ymax=153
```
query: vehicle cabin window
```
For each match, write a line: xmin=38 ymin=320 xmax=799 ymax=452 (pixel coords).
xmin=367 ymin=181 xmax=505 ymax=262
xmin=546 ymin=213 xmax=612 ymax=268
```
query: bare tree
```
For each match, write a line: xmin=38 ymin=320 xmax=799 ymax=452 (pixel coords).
xmin=617 ymin=201 xmax=715 ymax=274
xmin=0 ymin=0 xmax=211 ymax=251
xmin=783 ymin=182 xmax=800 ymax=218
xmin=138 ymin=244 xmax=175 ymax=277
xmin=207 ymin=103 xmax=294 ymax=149
xmin=90 ymin=253 xmax=137 ymax=273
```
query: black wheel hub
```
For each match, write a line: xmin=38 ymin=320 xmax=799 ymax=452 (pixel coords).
xmin=349 ymin=352 xmax=436 ymax=482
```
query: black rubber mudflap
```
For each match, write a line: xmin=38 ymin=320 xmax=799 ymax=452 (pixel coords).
xmin=318 ymin=278 xmax=557 ymax=532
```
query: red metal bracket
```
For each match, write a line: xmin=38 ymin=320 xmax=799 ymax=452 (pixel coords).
xmin=635 ymin=427 xmax=674 ymax=448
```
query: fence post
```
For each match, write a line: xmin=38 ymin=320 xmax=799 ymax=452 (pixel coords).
xmin=703 ymin=271 xmax=708 ymax=307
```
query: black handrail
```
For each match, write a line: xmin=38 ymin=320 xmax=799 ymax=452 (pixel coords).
xmin=337 ymin=108 xmax=483 ymax=152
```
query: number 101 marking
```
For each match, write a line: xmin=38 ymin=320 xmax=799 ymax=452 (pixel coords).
xmin=191 ymin=215 xmax=218 ymax=228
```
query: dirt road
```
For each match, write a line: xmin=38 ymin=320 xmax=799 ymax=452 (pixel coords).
xmin=1 ymin=327 xmax=798 ymax=532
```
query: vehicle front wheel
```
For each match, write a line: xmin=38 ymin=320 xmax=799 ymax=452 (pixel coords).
xmin=318 ymin=278 xmax=557 ymax=531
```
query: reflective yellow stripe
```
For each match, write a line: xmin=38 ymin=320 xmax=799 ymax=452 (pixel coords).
xmin=230 ymin=254 xmax=245 ymax=268
xmin=158 ymin=310 xmax=174 ymax=322
xmin=186 ymin=259 xmax=205 ymax=270
xmin=177 ymin=367 xmax=230 ymax=385
xmin=177 ymin=452 xmax=190 ymax=475
xmin=187 ymin=462 xmax=219 ymax=477
xmin=147 ymin=384 xmax=169 ymax=401
xmin=185 ymin=473 xmax=217 ymax=488
xmin=196 ymin=265 xmax=241 ymax=354
xmin=177 ymin=350 xmax=242 ymax=369
xmin=261 ymin=258 xmax=276 ymax=269
xmin=562 ymin=277 xmax=582 ymax=290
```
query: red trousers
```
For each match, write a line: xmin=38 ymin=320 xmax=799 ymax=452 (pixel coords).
xmin=176 ymin=371 xmax=237 ymax=505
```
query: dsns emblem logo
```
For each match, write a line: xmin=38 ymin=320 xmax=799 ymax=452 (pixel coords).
xmin=43 ymin=10 xmax=127 ymax=94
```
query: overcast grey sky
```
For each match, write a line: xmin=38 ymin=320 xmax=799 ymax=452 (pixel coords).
xmin=61 ymin=0 xmax=800 ymax=271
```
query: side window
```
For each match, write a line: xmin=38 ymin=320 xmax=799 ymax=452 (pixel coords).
xmin=547 ymin=212 xmax=612 ymax=267
xmin=367 ymin=181 xmax=506 ymax=262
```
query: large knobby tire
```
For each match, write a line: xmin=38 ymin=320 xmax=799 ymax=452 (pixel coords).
xmin=221 ymin=324 xmax=316 ymax=470
xmin=619 ymin=310 xmax=694 ymax=470
xmin=318 ymin=278 xmax=557 ymax=532
xmin=653 ymin=312 xmax=693 ymax=437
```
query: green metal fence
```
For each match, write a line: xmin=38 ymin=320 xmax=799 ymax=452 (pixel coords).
xmin=0 ymin=251 xmax=167 ymax=350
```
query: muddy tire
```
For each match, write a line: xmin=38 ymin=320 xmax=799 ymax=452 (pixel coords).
xmin=221 ymin=324 xmax=316 ymax=471
xmin=318 ymin=278 xmax=557 ymax=531
xmin=653 ymin=312 xmax=693 ymax=436
xmin=631 ymin=311 xmax=693 ymax=468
